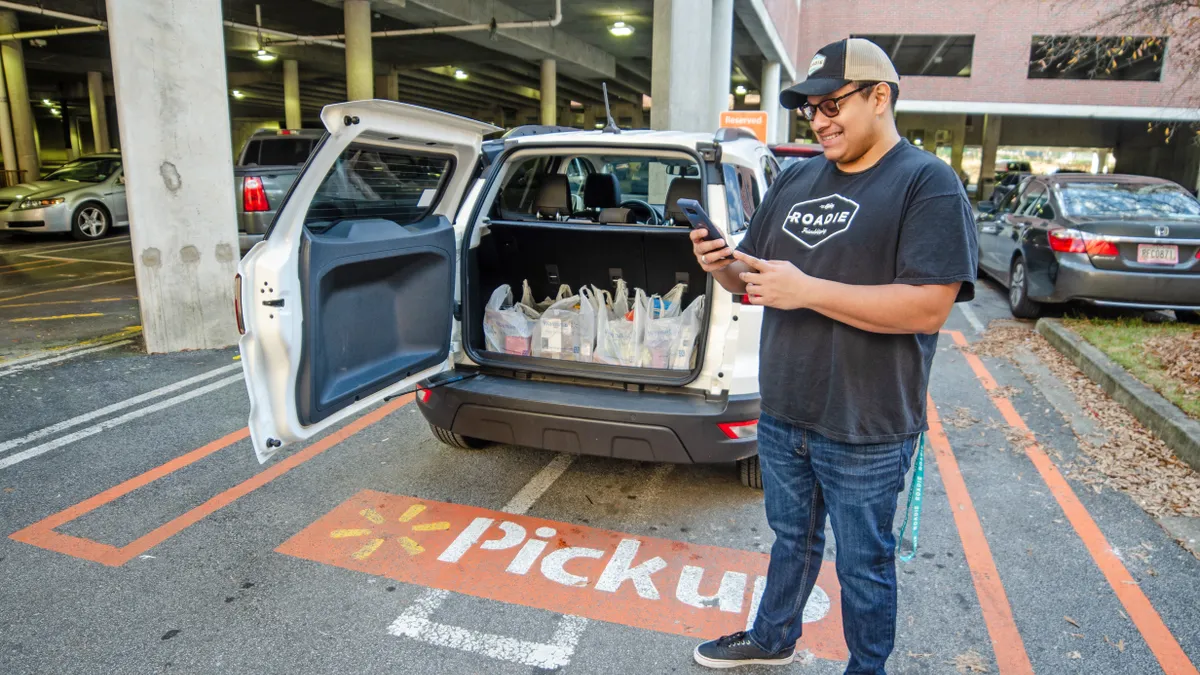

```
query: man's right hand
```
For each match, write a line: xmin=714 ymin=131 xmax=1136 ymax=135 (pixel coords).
xmin=690 ymin=228 xmax=736 ymax=273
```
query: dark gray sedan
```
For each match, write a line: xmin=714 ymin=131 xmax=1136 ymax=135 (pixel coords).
xmin=976 ymin=174 xmax=1200 ymax=319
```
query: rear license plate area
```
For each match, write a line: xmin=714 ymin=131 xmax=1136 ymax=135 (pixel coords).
xmin=1137 ymin=244 xmax=1178 ymax=265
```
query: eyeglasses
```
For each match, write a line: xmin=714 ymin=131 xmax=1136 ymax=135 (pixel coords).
xmin=798 ymin=83 xmax=877 ymax=121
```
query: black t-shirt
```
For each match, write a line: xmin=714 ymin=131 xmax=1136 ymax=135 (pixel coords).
xmin=737 ymin=139 xmax=977 ymax=444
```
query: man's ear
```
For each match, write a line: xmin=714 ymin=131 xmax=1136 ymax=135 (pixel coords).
xmin=872 ymin=83 xmax=891 ymax=115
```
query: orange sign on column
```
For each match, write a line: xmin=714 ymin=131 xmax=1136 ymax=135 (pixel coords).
xmin=720 ymin=110 xmax=769 ymax=143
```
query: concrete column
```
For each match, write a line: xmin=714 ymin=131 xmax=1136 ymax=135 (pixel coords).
xmin=540 ymin=59 xmax=556 ymax=125
xmin=0 ymin=57 xmax=16 ymax=176
xmin=760 ymin=61 xmax=781 ymax=144
xmin=632 ymin=102 xmax=645 ymax=128
xmin=0 ymin=11 xmax=38 ymax=180
xmin=105 ymin=0 xmax=240 ymax=352
xmin=583 ymin=105 xmax=597 ymax=130
xmin=87 ymin=71 xmax=111 ymax=152
xmin=708 ymin=0 xmax=734 ymax=128
xmin=776 ymin=82 xmax=792 ymax=143
xmin=344 ymin=0 xmax=373 ymax=100
xmin=650 ymin=0 xmax=713 ymax=131
xmin=951 ymin=114 xmax=966 ymax=177
xmin=374 ymin=74 xmax=390 ymax=100
xmin=1097 ymin=148 xmax=1110 ymax=174
xmin=386 ymin=67 xmax=399 ymax=100
xmin=65 ymin=112 xmax=80 ymax=160
xmin=979 ymin=114 xmax=1002 ymax=201
xmin=283 ymin=59 xmax=301 ymax=129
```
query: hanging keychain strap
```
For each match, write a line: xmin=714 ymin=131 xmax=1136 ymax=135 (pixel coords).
xmin=897 ymin=433 xmax=925 ymax=563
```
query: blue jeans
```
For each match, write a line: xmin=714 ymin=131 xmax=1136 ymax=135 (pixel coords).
xmin=749 ymin=413 xmax=918 ymax=675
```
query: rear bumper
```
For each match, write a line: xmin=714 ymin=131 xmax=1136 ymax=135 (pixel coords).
xmin=417 ymin=373 xmax=760 ymax=464
xmin=1038 ymin=255 xmax=1200 ymax=309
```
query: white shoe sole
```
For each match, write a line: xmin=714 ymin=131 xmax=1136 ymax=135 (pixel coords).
xmin=693 ymin=645 xmax=795 ymax=669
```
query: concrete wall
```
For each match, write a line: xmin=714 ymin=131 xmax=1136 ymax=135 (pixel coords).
xmin=799 ymin=0 xmax=1200 ymax=109
xmin=762 ymin=0 xmax=803 ymax=70
xmin=899 ymin=113 xmax=1119 ymax=149
xmin=1113 ymin=123 xmax=1200 ymax=190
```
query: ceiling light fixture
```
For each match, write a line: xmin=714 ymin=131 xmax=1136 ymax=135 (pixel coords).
xmin=609 ymin=20 xmax=634 ymax=37
xmin=231 ymin=90 xmax=245 ymax=99
xmin=49 ymin=108 xmax=60 ymax=116
xmin=454 ymin=69 xmax=468 ymax=80
xmin=735 ymin=85 xmax=747 ymax=95
xmin=254 ymin=48 xmax=276 ymax=62
xmin=41 ymin=98 xmax=52 ymax=106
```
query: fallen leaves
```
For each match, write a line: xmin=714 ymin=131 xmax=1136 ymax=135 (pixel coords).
xmin=1068 ymin=651 xmax=1083 ymax=659
xmin=1065 ymin=615 xmax=1081 ymax=627
xmin=1145 ymin=330 xmax=1200 ymax=394
xmin=948 ymin=648 xmax=990 ymax=673
xmin=960 ymin=324 xmax=1037 ymax=359
xmin=1104 ymin=635 xmax=1126 ymax=653
xmin=947 ymin=406 xmax=981 ymax=429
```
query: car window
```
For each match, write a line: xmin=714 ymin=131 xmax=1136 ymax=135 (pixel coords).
xmin=735 ymin=165 xmax=760 ymax=222
xmin=565 ymin=158 xmax=591 ymax=206
xmin=496 ymin=156 xmax=551 ymax=216
xmin=1015 ymin=184 xmax=1045 ymax=216
xmin=761 ymin=154 xmax=781 ymax=187
xmin=722 ymin=164 xmax=747 ymax=233
xmin=994 ymin=185 xmax=1021 ymax=214
xmin=258 ymin=139 xmax=314 ymax=166
xmin=598 ymin=156 xmax=697 ymax=206
xmin=1058 ymin=182 xmax=1200 ymax=219
xmin=240 ymin=140 xmax=261 ymax=165
xmin=44 ymin=158 xmax=121 ymax=183
xmin=302 ymin=143 xmax=453 ymax=233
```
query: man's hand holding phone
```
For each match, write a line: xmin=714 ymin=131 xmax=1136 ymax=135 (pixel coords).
xmin=689 ymin=228 xmax=736 ymax=272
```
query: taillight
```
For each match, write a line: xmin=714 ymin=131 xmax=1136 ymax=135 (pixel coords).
xmin=243 ymin=176 xmax=270 ymax=212
xmin=738 ymin=294 xmax=754 ymax=305
xmin=417 ymin=387 xmax=432 ymax=404
xmin=233 ymin=273 xmax=245 ymax=335
xmin=718 ymin=420 xmax=758 ymax=439
xmin=1049 ymin=228 xmax=1118 ymax=257
xmin=1086 ymin=239 xmax=1119 ymax=257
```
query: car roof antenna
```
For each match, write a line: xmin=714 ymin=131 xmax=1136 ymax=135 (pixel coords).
xmin=601 ymin=83 xmax=621 ymax=134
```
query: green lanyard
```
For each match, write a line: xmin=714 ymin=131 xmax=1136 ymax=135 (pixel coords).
xmin=897 ymin=434 xmax=925 ymax=563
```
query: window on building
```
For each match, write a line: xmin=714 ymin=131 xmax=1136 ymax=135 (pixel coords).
xmin=1029 ymin=36 xmax=1167 ymax=81
xmin=850 ymin=34 xmax=974 ymax=77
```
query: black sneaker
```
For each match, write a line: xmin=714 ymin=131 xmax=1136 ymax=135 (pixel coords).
xmin=693 ymin=631 xmax=795 ymax=668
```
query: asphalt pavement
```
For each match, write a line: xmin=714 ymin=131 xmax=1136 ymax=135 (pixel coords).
xmin=0 ymin=273 xmax=1198 ymax=674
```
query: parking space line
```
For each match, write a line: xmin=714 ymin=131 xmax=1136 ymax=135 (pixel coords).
xmin=24 ymin=254 xmax=134 ymax=266
xmin=10 ymin=237 xmax=130 ymax=256
xmin=956 ymin=303 xmax=986 ymax=334
xmin=0 ymin=276 xmax=135 ymax=304
xmin=948 ymin=329 xmax=1200 ymax=675
xmin=10 ymin=312 xmax=105 ymax=323
xmin=9 ymin=396 xmax=412 ymax=566
xmin=0 ymin=297 xmax=131 ymax=310
xmin=0 ymin=259 xmax=70 ymax=272
xmin=0 ymin=339 xmax=131 ymax=378
xmin=927 ymin=395 xmax=1034 ymax=675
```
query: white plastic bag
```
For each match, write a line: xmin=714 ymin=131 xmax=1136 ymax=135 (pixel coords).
xmin=595 ymin=281 xmax=647 ymax=366
xmin=641 ymin=284 xmax=686 ymax=368
xmin=669 ymin=295 xmax=705 ymax=370
xmin=523 ymin=281 xmax=572 ymax=314
xmin=533 ymin=286 xmax=598 ymax=361
xmin=483 ymin=285 xmax=541 ymax=356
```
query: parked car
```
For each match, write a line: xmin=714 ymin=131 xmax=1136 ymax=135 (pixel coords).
xmin=769 ymin=142 xmax=823 ymax=169
xmin=987 ymin=171 xmax=1030 ymax=209
xmin=0 ymin=153 xmax=126 ymax=240
xmin=975 ymin=174 xmax=1200 ymax=319
xmin=237 ymin=102 xmax=775 ymax=487
xmin=234 ymin=128 xmax=323 ymax=252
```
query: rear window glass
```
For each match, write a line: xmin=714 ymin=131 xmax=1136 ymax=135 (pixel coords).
xmin=1058 ymin=183 xmax=1200 ymax=219
xmin=303 ymin=143 xmax=453 ymax=232
xmin=257 ymin=139 xmax=313 ymax=166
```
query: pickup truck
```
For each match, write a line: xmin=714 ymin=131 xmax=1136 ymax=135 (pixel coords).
xmin=234 ymin=128 xmax=323 ymax=252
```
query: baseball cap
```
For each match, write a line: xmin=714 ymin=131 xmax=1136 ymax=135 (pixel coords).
xmin=780 ymin=38 xmax=900 ymax=109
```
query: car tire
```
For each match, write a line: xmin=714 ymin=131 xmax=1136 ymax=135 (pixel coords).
xmin=71 ymin=203 xmax=110 ymax=241
xmin=1176 ymin=310 xmax=1200 ymax=324
xmin=1008 ymin=257 xmax=1042 ymax=319
xmin=738 ymin=455 xmax=763 ymax=490
xmin=428 ymin=423 xmax=490 ymax=450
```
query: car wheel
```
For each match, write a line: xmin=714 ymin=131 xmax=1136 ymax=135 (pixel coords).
xmin=1008 ymin=258 xmax=1042 ymax=319
xmin=738 ymin=455 xmax=763 ymax=490
xmin=428 ymin=423 xmax=490 ymax=450
xmin=71 ymin=204 xmax=110 ymax=241
xmin=1176 ymin=310 xmax=1200 ymax=324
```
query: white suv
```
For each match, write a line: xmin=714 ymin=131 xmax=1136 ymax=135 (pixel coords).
xmin=236 ymin=101 xmax=776 ymax=487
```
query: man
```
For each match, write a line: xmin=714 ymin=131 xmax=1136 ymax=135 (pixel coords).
xmin=691 ymin=38 xmax=977 ymax=673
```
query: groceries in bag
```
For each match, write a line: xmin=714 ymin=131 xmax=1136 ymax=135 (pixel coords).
xmin=595 ymin=280 xmax=648 ymax=366
xmin=483 ymin=284 xmax=541 ymax=356
xmin=532 ymin=286 xmax=598 ymax=361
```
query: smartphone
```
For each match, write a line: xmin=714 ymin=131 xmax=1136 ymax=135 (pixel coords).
xmin=676 ymin=198 xmax=726 ymax=243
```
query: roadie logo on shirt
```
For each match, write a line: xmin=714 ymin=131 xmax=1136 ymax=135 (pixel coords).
xmin=782 ymin=194 xmax=860 ymax=249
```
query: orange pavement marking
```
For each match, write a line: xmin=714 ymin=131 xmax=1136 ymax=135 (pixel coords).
xmin=948 ymin=329 xmax=1199 ymax=675
xmin=927 ymin=396 xmax=1034 ymax=675
xmin=10 ymin=397 xmax=411 ymax=566
xmin=278 ymin=489 xmax=848 ymax=660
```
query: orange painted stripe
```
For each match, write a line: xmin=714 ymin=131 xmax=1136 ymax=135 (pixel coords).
xmin=927 ymin=396 xmax=1035 ymax=675
xmin=948 ymin=329 xmax=1200 ymax=675
xmin=10 ymin=396 xmax=412 ymax=566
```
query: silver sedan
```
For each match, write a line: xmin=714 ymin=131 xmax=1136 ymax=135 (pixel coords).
xmin=0 ymin=153 xmax=127 ymax=241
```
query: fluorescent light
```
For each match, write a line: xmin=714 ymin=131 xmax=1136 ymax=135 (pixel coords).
xmin=231 ymin=90 xmax=245 ymax=99
xmin=454 ymin=69 xmax=468 ymax=80
xmin=609 ymin=20 xmax=634 ymax=37
xmin=254 ymin=48 xmax=276 ymax=62
xmin=41 ymin=98 xmax=52 ymax=106
xmin=735 ymin=85 xmax=747 ymax=95
xmin=49 ymin=108 xmax=60 ymax=116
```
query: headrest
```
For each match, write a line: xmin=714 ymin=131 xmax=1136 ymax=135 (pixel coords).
xmin=664 ymin=178 xmax=704 ymax=223
xmin=598 ymin=207 xmax=634 ymax=224
xmin=535 ymin=174 xmax=571 ymax=219
xmin=584 ymin=173 xmax=622 ymax=210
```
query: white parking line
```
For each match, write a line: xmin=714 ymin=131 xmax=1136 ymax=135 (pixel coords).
xmin=0 ymin=339 xmax=132 ymax=378
xmin=0 ymin=363 xmax=240 ymax=454
xmin=388 ymin=453 xmax=587 ymax=668
xmin=0 ymin=373 xmax=242 ymax=471
xmin=8 ymin=237 xmax=130 ymax=255
xmin=957 ymin=303 xmax=986 ymax=334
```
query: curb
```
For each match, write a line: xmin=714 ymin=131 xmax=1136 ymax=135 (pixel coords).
xmin=1036 ymin=318 xmax=1200 ymax=473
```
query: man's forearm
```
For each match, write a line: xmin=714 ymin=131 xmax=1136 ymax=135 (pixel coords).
xmin=803 ymin=278 xmax=959 ymax=335
xmin=712 ymin=261 xmax=752 ymax=295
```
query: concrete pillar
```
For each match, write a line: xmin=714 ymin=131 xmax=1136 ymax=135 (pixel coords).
xmin=650 ymin=0 xmax=713 ymax=131
xmin=0 ymin=11 xmax=38 ymax=180
xmin=344 ymin=0 xmax=373 ymax=100
xmin=0 ymin=57 xmax=16 ymax=176
xmin=105 ymin=0 xmax=240 ymax=352
xmin=386 ymin=67 xmax=399 ymax=100
xmin=776 ymin=82 xmax=792 ymax=143
xmin=87 ymin=71 xmax=111 ymax=152
xmin=540 ymin=59 xmax=556 ymax=125
xmin=374 ymin=74 xmax=390 ymax=100
xmin=760 ymin=61 xmax=781 ymax=144
xmin=583 ymin=106 xmax=597 ymax=130
xmin=632 ymin=102 xmax=645 ymax=128
xmin=951 ymin=114 xmax=966 ymax=177
xmin=979 ymin=114 xmax=1002 ymax=201
xmin=283 ymin=59 xmax=301 ymax=129
xmin=709 ymin=0 xmax=734 ymax=128
xmin=65 ymin=112 xmax=80 ymax=160
xmin=1097 ymin=148 xmax=1110 ymax=174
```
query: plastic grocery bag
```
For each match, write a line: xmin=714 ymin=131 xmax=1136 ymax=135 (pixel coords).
xmin=533 ymin=286 xmax=598 ymax=361
xmin=595 ymin=281 xmax=648 ymax=366
xmin=669 ymin=295 xmax=705 ymax=370
xmin=483 ymin=284 xmax=541 ymax=356
xmin=641 ymin=284 xmax=686 ymax=368
xmin=523 ymin=281 xmax=573 ymax=314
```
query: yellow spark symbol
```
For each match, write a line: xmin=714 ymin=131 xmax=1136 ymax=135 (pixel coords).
xmin=328 ymin=504 xmax=451 ymax=560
